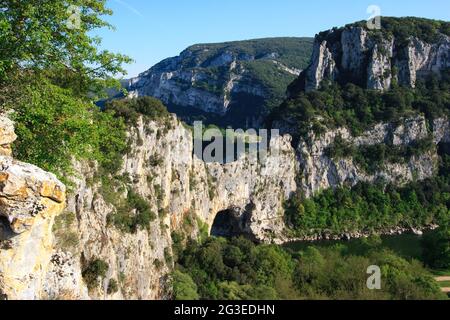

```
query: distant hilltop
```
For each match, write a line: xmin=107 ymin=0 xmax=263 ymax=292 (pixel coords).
xmin=126 ymin=37 xmax=314 ymax=128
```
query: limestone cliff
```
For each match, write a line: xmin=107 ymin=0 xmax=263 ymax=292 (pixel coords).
xmin=290 ymin=19 xmax=449 ymax=92
xmin=1 ymin=110 xmax=448 ymax=300
xmin=59 ymin=115 xmax=297 ymax=299
xmin=297 ymin=116 xmax=448 ymax=198
xmin=52 ymin=113 xmax=449 ymax=299
xmin=0 ymin=117 xmax=67 ymax=300
xmin=127 ymin=38 xmax=313 ymax=128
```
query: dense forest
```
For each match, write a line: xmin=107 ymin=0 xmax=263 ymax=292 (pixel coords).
xmin=172 ymin=233 xmax=448 ymax=300
xmin=0 ymin=1 xmax=132 ymax=181
xmin=284 ymin=153 xmax=450 ymax=237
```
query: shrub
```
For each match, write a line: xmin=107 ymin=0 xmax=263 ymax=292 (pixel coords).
xmin=171 ymin=271 xmax=199 ymax=300
xmin=422 ymin=222 xmax=450 ymax=270
xmin=105 ymin=96 xmax=170 ymax=125
xmin=52 ymin=212 xmax=79 ymax=252
xmin=82 ymin=259 xmax=109 ymax=290
xmin=107 ymin=279 xmax=119 ymax=295
xmin=108 ymin=189 xmax=156 ymax=233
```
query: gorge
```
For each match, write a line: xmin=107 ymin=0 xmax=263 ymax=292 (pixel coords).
xmin=0 ymin=15 xmax=449 ymax=300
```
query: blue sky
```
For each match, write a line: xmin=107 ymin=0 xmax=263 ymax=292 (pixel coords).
xmin=95 ymin=0 xmax=450 ymax=77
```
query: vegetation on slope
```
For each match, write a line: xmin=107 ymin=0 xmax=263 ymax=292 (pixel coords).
xmin=342 ymin=17 xmax=450 ymax=44
xmin=184 ymin=37 xmax=314 ymax=70
xmin=0 ymin=1 xmax=131 ymax=180
xmin=270 ymin=70 xmax=450 ymax=140
xmin=284 ymin=152 xmax=450 ymax=237
xmin=173 ymin=236 xmax=446 ymax=300
xmin=325 ymin=135 xmax=436 ymax=175
xmin=141 ymin=37 xmax=314 ymax=129
xmin=422 ymin=222 xmax=450 ymax=270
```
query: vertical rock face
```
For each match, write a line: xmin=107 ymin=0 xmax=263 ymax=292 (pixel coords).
xmin=297 ymin=116 xmax=448 ymax=198
xmin=305 ymin=41 xmax=337 ymax=91
xmin=56 ymin=115 xmax=297 ymax=300
xmin=61 ymin=114 xmax=449 ymax=299
xmin=0 ymin=117 xmax=16 ymax=157
xmin=296 ymin=23 xmax=449 ymax=92
xmin=0 ymin=117 xmax=67 ymax=300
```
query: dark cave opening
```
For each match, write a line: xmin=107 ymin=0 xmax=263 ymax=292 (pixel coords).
xmin=210 ymin=206 xmax=254 ymax=239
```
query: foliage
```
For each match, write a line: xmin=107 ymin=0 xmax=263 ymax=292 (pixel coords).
xmin=107 ymin=279 xmax=119 ymax=295
xmin=0 ymin=0 xmax=131 ymax=95
xmin=285 ymin=154 xmax=450 ymax=236
xmin=422 ymin=221 xmax=450 ymax=270
xmin=272 ymin=70 xmax=450 ymax=140
xmin=52 ymin=211 xmax=79 ymax=253
xmin=105 ymin=96 xmax=171 ymax=126
xmin=107 ymin=189 xmax=156 ymax=233
xmin=185 ymin=37 xmax=313 ymax=70
xmin=82 ymin=259 xmax=109 ymax=290
xmin=171 ymin=271 xmax=200 ymax=300
xmin=326 ymin=135 xmax=435 ymax=174
xmin=10 ymin=77 xmax=128 ymax=181
xmin=1 ymin=0 xmax=131 ymax=183
xmin=346 ymin=17 xmax=450 ymax=45
xmin=174 ymin=236 xmax=445 ymax=300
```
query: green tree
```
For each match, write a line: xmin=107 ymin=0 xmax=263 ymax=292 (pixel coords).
xmin=0 ymin=0 xmax=131 ymax=178
xmin=422 ymin=222 xmax=450 ymax=270
xmin=0 ymin=0 xmax=130 ymax=94
xmin=171 ymin=271 xmax=199 ymax=300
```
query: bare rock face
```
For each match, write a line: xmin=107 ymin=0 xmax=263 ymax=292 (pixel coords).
xmin=0 ymin=116 xmax=67 ymax=300
xmin=299 ymin=25 xmax=449 ymax=92
xmin=305 ymin=40 xmax=337 ymax=91
xmin=0 ymin=117 xmax=17 ymax=156
xmin=297 ymin=116 xmax=447 ymax=198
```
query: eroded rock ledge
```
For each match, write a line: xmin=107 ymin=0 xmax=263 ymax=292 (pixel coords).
xmin=0 ymin=116 xmax=67 ymax=300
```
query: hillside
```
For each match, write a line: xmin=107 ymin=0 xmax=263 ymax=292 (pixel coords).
xmin=267 ymin=17 xmax=450 ymax=239
xmin=127 ymin=37 xmax=314 ymax=128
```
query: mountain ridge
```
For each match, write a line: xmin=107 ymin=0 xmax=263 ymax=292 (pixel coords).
xmin=127 ymin=37 xmax=314 ymax=128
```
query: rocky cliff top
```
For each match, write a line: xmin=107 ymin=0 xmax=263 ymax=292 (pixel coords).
xmin=288 ymin=17 xmax=450 ymax=93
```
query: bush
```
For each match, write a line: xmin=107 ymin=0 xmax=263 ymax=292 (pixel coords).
xmin=108 ymin=189 xmax=156 ymax=233
xmin=285 ymin=154 xmax=450 ymax=236
xmin=326 ymin=135 xmax=435 ymax=175
xmin=107 ymin=279 xmax=119 ymax=295
xmin=82 ymin=259 xmax=109 ymax=290
xmin=272 ymin=69 xmax=450 ymax=141
xmin=105 ymin=96 xmax=170 ymax=125
xmin=52 ymin=212 xmax=79 ymax=252
xmin=422 ymin=222 xmax=450 ymax=270
xmin=174 ymin=236 xmax=445 ymax=300
xmin=171 ymin=271 xmax=199 ymax=300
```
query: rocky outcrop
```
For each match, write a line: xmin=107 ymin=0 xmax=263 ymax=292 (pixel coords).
xmin=0 ymin=117 xmax=16 ymax=156
xmin=57 ymin=113 xmax=450 ymax=298
xmin=298 ymin=23 xmax=449 ymax=92
xmin=297 ymin=116 xmax=442 ymax=197
xmin=127 ymin=38 xmax=313 ymax=127
xmin=0 ymin=117 xmax=67 ymax=300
